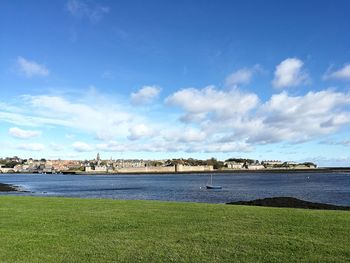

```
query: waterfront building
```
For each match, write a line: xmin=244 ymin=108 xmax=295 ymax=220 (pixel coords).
xmin=224 ymin=162 xmax=244 ymax=169
xmin=246 ymin=164 xmax=265 ymax=170
xmin=262 ymin=160 xmax=283 ymax=166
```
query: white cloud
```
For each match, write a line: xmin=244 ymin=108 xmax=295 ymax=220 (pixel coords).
xmin=2 ymin=83 xmax=350 ymax=155
xmin=324 ymin=64 xmax=350 ymax=81
xmin=0 ymin=110 xmax=71 ymax=128
xmin=77 ymin=139 xmax=252 ymax=154
xmin=128 ymin=124 xmax=155 ymax=140
xmin=163 ymin=128 xmax=206 ymax=143
xmin=65 ymin=134 xmax=76 ymax=140
xmin=166 ymin=85 xmax=259 ymax=121
xmin=16 ymin=143 xmax=45 ymax=151
xmin=22 ymin=94 xmax=134 ymax=140
xmin=245 ymin=90 xmax=350 ymax=143
xmin=272 ymin=58 xmax=309 ymax=88
xmin=49 ymin=143 xmax=65 ymax=151
xmin=66 ymin=0 xmax=87 ymax=15
xmin=225 ymin=68 xmax=253 ymax=86
xmin=167 ymin=87 xmax=350 ymax=147
xmin=225 ymin=65 xmax=261 ymax=87
xmin=17 ymin=57 xmax=49 ymax=77
xmin=320 ymin=139 xmax=350 ymax=147
xmin=9 ymin=127 xmax=41 ymax=139
xmin=130 ymin=86 xmax=161 ymax=105
xmin=66 ymin=0 xmax=110 ymax=23
xmin=72 ymin=141 xmax=94 ymax=152
xmin=177 ymin=129 xmax=207 ymax=143
xmin=203 ymin=142 xmax=253 ymax=153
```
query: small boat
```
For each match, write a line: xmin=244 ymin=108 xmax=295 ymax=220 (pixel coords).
xmin=206 ymin=174 xmax=222 ymax=189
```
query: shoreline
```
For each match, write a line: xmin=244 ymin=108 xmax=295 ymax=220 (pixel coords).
xmin=81 ymin=167 xmax=350 ymax=175
xmin=2 ymin=167 xmax=350 ymax=175
xmin=0 ymin=183 xmax=19 ymax=192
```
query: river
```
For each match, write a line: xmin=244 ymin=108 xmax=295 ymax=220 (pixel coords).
xmin=1 ymin=172 xmax=349 ymax=205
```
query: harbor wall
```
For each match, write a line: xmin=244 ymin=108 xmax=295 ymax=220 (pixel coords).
xmin=175 ymin=164 xmax=214 ymax=172
xmin=117 ymin=166 xmax=175 ymax=173
xmin=115 ymin=165 xmax=214 ymax=173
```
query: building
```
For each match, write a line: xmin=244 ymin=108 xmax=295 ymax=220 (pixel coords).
xmin=175 ymin=164 xmax=214 ymax=172
xmin=224 ymin=162 xmax=244 ymax=169
xmin=0 ymin=167 xmax=15 ymax=173
xmin=262 ymin=160 xmax=283 ymax=166
xmin=94 ymin=165 xmax=108 ymax=172
xmin=246 ymin=164 xmax=265 ymax=170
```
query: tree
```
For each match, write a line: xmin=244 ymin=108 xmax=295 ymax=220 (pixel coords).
xmin=206 ymin=158 xmax=224 ymax=169
xmin=225 ymin=158 xmax=255 ymax=164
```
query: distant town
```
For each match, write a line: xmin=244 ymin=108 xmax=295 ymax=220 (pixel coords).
xmin=0 ymin=153 xmax=318 ymax=174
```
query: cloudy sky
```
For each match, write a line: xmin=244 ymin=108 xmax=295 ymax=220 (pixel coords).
xmin=1 ymin=0 xmax=350 ymax=166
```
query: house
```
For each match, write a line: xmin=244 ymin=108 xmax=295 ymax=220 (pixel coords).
xmin=0 ymin=167 xmax=15 ymax=173
xmin=94 ymin=165 xmax=108 ymax=172
xmin=225 ymin=162 xmax=244 ymax=169
xmin=262 ymin=160 xmax=283 ymax=166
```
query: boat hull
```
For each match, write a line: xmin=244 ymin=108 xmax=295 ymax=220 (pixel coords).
xmin=206 ymin=185 xmax=222 ymax=189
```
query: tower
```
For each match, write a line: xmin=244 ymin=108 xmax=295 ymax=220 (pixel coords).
xmin=96 ymin=153 xmax=101 ymax=166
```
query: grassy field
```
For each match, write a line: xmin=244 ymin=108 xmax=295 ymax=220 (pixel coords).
xmin=0 ymin=196 xmax=349 ymax=262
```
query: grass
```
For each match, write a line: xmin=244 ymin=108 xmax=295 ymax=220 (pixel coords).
xmin=0 ymin=196 xmax=349 ymax=262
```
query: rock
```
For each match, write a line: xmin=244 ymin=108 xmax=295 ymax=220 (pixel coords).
xmin=227 ymin=197 xmax=350 ymax=211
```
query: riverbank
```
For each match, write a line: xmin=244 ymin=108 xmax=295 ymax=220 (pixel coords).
xmin=2 ymin=167 xmax=350 ymax=175
xmin=65 ymin=167 xmax=350 ymax=175
xmin=0 ymin=196 xmax=349 ymax=262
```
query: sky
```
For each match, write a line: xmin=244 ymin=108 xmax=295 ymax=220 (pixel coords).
xmin=1 ymin=0 xmax=350 ymax=166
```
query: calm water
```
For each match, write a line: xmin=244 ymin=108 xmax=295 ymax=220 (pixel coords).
xmin=1 ymin=173 xmax=350 ymax=205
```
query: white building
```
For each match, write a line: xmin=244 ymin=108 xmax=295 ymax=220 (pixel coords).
xmin=94 ymin=165 xmax=107 ymax=172
xmin=246 ymin=164 xmax=265 ymax=170
xmin=225 ymin=162 xmax=244 ymax=169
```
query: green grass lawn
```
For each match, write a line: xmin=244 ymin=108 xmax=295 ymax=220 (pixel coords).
xmin=0 ymin=196 xmax=349 ymax=262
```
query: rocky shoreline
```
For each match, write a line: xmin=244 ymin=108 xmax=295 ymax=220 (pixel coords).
xmin=0 ymin=183 xmax=19 ymax=192
xmin=227 ymin=197 xmax=350 ymax=211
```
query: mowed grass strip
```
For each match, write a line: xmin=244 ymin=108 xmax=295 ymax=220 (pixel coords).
xmin=0 ymin=196 xmax=349 ymax=262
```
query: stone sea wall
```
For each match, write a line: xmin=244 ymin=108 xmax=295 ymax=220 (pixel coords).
xmin=116 ymin=165 xmax=214 ymax=173
xmin=117 ymin=166 xmax=175 ymax=173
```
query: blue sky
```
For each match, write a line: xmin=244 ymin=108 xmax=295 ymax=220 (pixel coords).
xmin=1 ymin=0 xmax=350 ymax=166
